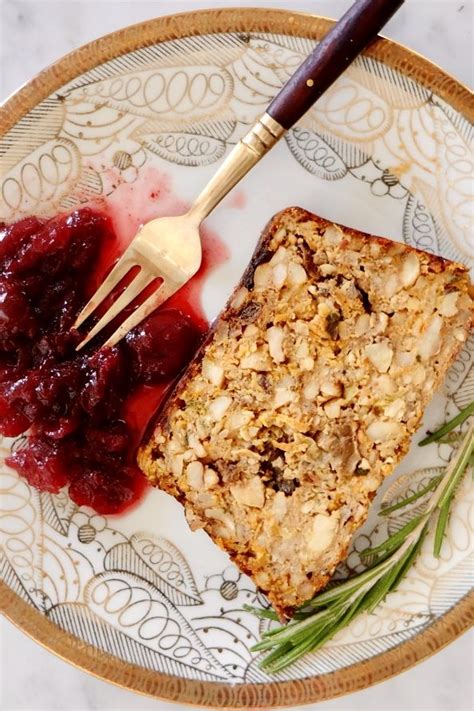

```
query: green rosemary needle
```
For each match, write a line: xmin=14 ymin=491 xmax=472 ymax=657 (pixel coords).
xmin=379 ymin=474 xmax=442 ymax=516
xmin=248 ymin=404 xmax=473 ymax=673
xmin=419 ymin=401 xmax=474 ymax=446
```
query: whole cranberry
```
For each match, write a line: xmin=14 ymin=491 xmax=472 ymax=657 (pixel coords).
xmin=8 ymin=208 xmax=105 ymax=276
xmin=125 ymin=308 xmax=201 ymax=384
xmin=0 ymin=391 xmax=31 ymax=436
xmin=0 ymin=277 xmax=37 ymax=347
xmin=1 ymin=360 xmax=84 ymax=430
xmin=83 ymin=420 xmax=129 ymax=456
xmin=68 ymin=466 xmax=141 ymax=514
xmin=0 ymin=216 xmax=45 ymax=265
xmin=81 ymin=347 xmax=126 ymax=416
xmin=7 ymin=436 xmax=69 ymax=493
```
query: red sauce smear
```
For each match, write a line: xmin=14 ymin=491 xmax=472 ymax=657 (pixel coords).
xmin=0 ymin=169 xmax=228 ymax=515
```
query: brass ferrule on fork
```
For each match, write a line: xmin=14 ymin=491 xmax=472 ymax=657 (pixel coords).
xmin=241 ymin=113 xmax=286 ymax=157
xmin=187 ymin=113 xmax=285 ymax=224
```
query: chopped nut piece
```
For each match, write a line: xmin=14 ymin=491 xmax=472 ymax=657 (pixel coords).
xmin=267 ymin=325 xmax=285 ymax=363
xmin=303 ymin=377 xmax=319 ymax=401
xmin=287 ymin=261 xmax=307 ymax=286
xmin=240 ymin=352 xmax=271 ymax=371
xmin=204 ymin=508 xmax=236 ymax=536
xmin=384 ymin=273 xmax=400 ymax=297
xmin=395 ymin=350 xmax=415 ymax=367
xmin=418 ymin=315 xmax=442 ymax=361
xmin=323 ymin=225 xmax=343 ymax=245
xmin=231 ymin=287 xmax=249 ymax=310
xmin=354 ymin=313 xmax=370 ymax=337
xmin=243 ymin=324 xmax=259 ymax=338
xmin=230 ymin=476 xmax=265 ymax=508
xmin=400 ymin=252 xmax=420 ymax=287
xmin=186 ymin=461 xmax=204 ymax=489
xmin=320 ymin=380 xmax=342 ymax=397
xmin=271 ymin=491 xmax=288 ymax=521
xmin=296 ymin=340 xmax=309 ymax=359
xmin=412 ymin=363 xmax=426 ymax=385
xmin=438 ymin=292 xmax=459 ymax=317
xmin=323 ymin=398 xmax=342 ymax=419
xmin=274 ymin=386 xmax=295 ymax=408
xmin=171 ymin=454 xmax=184 ymax=477
xmin=377 ymin=374 xmax=396 ymax=395
xmin=204 ymin=467 xmax=219 ymax=489
xmin=185 ymin=508 xmax=205 ymax=531
xmin=366 ymin=420 xmax=400 ymax=442
xmin=269 ymin=246 xmax=287 ymax=265
xmin=188 ymin=433 xmax=206 ymax=458
xmin=254 ymin=263 xmax=272 ymax=289
xmin=202 ymin=358 xmax=224 ymax=387
xmin=272 ymin=262 xmax=288 ymax=289
xmin=208 ymin=396 xmax=232 ymax=420
xmin=307 ymin=513 xmax=339 ymax=556
xmin=375 ymin=312 xmax=389 ymax=334
xmin=229 ymin=409 xmax=253 ymax=431
xmin=384 ymin=399 xmax=406 ymax=419
xmin=364 ymin=341 xmax=394 ymax=373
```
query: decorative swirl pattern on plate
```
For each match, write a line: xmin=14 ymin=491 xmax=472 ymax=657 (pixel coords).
xmin=70 ymin=66 xmax=233 ymax=122
xmin=105 ymin=532 xmax=202 ymax=606
xmin=285 ymin=128 xmax=349 ymax=180
xmin=1 ymin=139 xmax=81 ymax=218
xmin=0 ymin=21 xmax=472 ymax=699
xmin=85 ymin=571 xmax=231 ymax=679
xmin=1 ymin=31 xmax=472 ymax=274
xmin=47 ymin=601 xmax=226 ymax=681
xmin=0 ymin=452 xmax=44 ymax=607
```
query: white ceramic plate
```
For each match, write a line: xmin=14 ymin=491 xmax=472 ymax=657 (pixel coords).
xmin=0 ymin=9 xmax=472 ymax=707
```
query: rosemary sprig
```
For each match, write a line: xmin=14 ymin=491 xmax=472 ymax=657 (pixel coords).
xmin=432 ymin=423 xmax=473 ymax=555
xmin=379 ymin=474 xmax=442 ymax=516
xmin=248 ymin=404 xmax=473 ymax=673
xmin=248 ymin=532 xmax=425 ymax=674
xmin=384 ymin=407 xmax=473 ymax=557
xmin=419 ymin=401 xmax=474 ymax=446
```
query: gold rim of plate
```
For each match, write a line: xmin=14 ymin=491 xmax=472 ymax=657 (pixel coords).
xmin=0 ymin=8 xmax=473 ymax=708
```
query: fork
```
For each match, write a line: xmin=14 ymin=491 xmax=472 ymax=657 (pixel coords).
xmin=74 ymin=0 xmax=404 ymax=350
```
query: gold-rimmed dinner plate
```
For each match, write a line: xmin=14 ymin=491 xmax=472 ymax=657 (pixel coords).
xmin=0 ymin=8 xmax=472 ymax=708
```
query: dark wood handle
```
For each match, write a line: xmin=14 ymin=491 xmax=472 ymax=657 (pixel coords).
xmin=267 ymin=0 xmax=404 ymax=130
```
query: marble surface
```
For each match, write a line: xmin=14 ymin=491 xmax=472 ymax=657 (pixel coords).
xmin=0 ymin=1 xmax=473 ymax=709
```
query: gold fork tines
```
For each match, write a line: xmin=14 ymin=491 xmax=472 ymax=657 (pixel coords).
xmin=75 ymin=265 xmax=153 ymax=350
xmin=73 ymin=213 xmax=205 ymax=350
xmin=73 ymin=115 xmax=285 ymax=350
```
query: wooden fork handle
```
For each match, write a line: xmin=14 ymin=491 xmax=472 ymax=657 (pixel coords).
xmin=268 ymin=0 xmax=404 ymax=129
xmin=189 ymin=0 xmax=404 ymax=223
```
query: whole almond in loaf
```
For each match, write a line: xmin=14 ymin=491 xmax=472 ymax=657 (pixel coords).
xmin=138 ymin=207 xmax=473 ymax=619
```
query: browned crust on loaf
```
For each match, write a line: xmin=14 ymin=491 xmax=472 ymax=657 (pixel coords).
xmin=145 ymin=207 xmax=466 ymax=423
xmin=138 ymin=206 xmax=472 ymax=619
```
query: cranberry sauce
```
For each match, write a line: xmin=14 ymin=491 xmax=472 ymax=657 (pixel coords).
xmin=0 ymin=207 xmax=213 ymax=514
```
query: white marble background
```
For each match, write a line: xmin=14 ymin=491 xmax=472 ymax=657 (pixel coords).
xmin=0 ymin=1 xmax=473 ymax=709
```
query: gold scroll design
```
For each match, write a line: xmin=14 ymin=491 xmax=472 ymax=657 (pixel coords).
xmin=0 ymin=450 xmax=44 ymax=608
xmin=1 ymin=32 xmax=472 ymax=267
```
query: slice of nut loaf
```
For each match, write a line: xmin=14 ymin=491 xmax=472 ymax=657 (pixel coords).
xmin=138 ymin=207 xmax=473 ymax=619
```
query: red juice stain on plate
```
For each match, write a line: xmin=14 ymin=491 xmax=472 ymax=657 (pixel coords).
xmin=228 ymin=190 xmax=247 ymax=210
xmin=103 ymin=166 xmax=229 ymax=442
xmin=0 ymin=167 xmax=229 ymax=516
xmin=100 ymin=166 xmax=229 ymax=321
